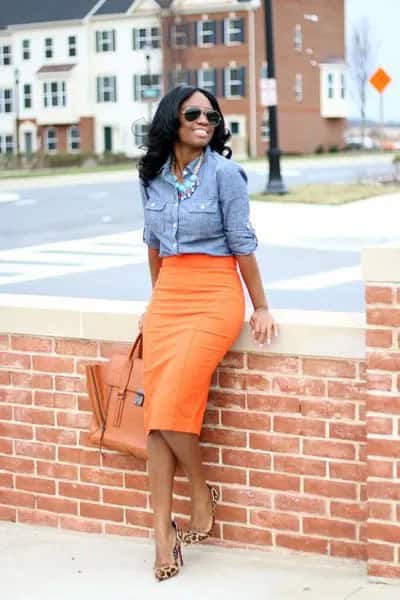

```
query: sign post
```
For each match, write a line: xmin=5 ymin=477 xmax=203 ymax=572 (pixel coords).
xmin=369 ymin=67 xmax=392 ymax=150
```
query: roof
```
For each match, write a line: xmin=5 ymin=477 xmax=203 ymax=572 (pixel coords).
xmin=0 ymin=1 xmax=102 ymax=29
xmin=95 ymin=0 xmax=136 ymax=15
xmin=37 ymin=64 xmax=77 ymax=73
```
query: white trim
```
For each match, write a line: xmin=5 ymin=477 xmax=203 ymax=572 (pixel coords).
xmin=0 ymin=294 xmax=365 ymax=359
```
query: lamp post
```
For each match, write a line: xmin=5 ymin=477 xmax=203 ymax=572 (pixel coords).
xmin=145 ymin=51 xmax=153 ymax=125
xmin=263 ymin=0 xmax=287 ymax=194
xmin=13 ymin=67 xmax=20 ymax=159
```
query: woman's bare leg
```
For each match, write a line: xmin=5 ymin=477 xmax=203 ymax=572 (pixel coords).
xmin=160 ymin=430 xmax=213 ymax=532
xmin=147 ymin=430 xmax=178 ymax=566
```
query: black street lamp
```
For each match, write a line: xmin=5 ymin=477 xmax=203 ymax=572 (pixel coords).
xmin=14 ymin=67 xmax=20 ymax=158
xmin=263 ymin=0 xmax=287 ymax=194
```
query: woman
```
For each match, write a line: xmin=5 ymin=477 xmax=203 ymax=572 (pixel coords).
xmin=137 ymin=85 xmax=278 ymax=582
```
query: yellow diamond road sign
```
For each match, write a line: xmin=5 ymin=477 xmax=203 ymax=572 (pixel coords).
xmin=369 ymin=68 xmax=392 ymax=94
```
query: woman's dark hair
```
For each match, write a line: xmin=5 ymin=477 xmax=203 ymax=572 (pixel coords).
xmin=137 ymin=85 xmax=232 ymax=185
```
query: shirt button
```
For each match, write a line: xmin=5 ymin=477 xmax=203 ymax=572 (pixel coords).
xmin=173 ymin=242 xmax=177 ymax=247
xmin=200 ymin=204 xmax=205 ymax=209
xmin=150 ymin=202 xmax=155 ymax=207
xmin=173 ymin=223 xmax=177 ymax=227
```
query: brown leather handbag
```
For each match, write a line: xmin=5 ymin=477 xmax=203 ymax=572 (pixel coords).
xmin=85 ymin=333 xmax=147 ymax=460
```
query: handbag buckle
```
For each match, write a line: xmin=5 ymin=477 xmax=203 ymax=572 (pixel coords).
xmin=134 ymin=390 xmax=144 ymax=406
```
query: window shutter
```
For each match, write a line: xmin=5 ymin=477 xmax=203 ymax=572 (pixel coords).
xmin=238 ymin=17 xmax=245 ymax=43
xmin=193 ymin=22 xmax=198 ymax=46
xmin=132 ymin=29 xmax=137 ymax=50
xmin=221 ymin=68 xmax=226 ymax=97
xmin=220 ymin=20 xmax=225 ymax=45
xmin=95 ymin=31 xmax=100 ymax=52
xmin=168 ymin=23 xmax=174 ymax=47
xmin=113 ymin=76 xmax=117 ymax=102
xmin=192 ymin=70 xmax=198 ymax=87
xmin=212 ymin=68 xmax=217 ymax=95
xmin=112 ymin=30 xmax=116 ymax=51
xmin=96 ymin=77 xmax=101 ymax=102
xmin=133 ymin=75 xmax=139 ymax=101
xmin=239 ymin=66 xmax=246 ymax=96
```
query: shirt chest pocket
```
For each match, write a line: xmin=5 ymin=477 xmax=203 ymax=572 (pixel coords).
xmin=186 ymin=197 xmax=220 ymax=236
xmin=145 ymin=198 xmax=167 ymax=234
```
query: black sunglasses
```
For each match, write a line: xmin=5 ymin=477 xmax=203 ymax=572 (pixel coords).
xmin=181 ymin=106 xmax=221 ymax=127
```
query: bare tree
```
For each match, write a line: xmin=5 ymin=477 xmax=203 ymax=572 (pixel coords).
xmin=349 ymin=18 xmax=377 ymax=144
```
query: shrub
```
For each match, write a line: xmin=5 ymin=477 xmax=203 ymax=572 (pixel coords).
xmin=314 ymin=144 xmax=324 ymax=154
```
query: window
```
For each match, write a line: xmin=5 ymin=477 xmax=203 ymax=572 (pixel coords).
xmin=23 ymin=84 xmax=32 ymax=109
xmin=133 ymin=27 xmax=161 ymax=50
xmin=0 ymin=45 xmax=12 ymax=66
xmin=294 ymin=24 xmax=302 ymax=51
xmin=172 ymin=24 xmax=189 ymax=48
xmin=96 ymin=76 xmax=117 ymax=102
xmin=43 ymin=81 xmax=67 ymax=107
xmin=134 ymin=122 xmax=150 ymax=146
xmin=225 ymin=18 xmax=244 ymax=45
xmin=260 ymin=117 xmax=270 ymax=140
xmin=133 ymin=74 xmax=162 ymax=101
xmin=45 ymin=38 xmax=53 ymax=59
xmin=68 ymin=126 xmax=80 ymax=151
xmin=0 ymin=89 xmax=13 ymax=113
xmin=225 ymin=67 xmax=245 ymax=98
xmin=45 ymin=127 xmax=57 ymax=153
xmin=96 ymin=30 xmax=116 ymax=52
xmin=0 ymin=135 xmax=14 ymax=154
xmin=68 ymin=36 xmax=77 ymax=57
xmin=22 ymin=39 xmax=31 ymax=60
xmin=340 ymin=72 xmax=345 ymax=99
xmin=327 ymin=72 xmax=334 ymax=99
xmin=198 ymin=69 xmax=217 ymax=96
xmin=294 ymin=73 xmax=303 ymax=102
xmin=229 ymin=121 xmax=240 ymax=135
xmin=198 ymin=21 xmax=216 ymax=46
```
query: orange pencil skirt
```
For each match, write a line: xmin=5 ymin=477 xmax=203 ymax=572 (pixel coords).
xmin=142 ymin=253 xmax=245 ymax=436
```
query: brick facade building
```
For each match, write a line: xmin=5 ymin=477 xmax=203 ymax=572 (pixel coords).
xmin=161 ymin=0 xmax=346 ymax=156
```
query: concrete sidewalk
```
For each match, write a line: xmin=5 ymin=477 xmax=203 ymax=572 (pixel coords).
xmin=1 ymin=522 xmax=398 ymax=600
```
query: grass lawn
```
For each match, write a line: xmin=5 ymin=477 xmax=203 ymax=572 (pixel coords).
xmin=250 ymin=183 xmax=400 ymax=205
xmin=0 ymin=162 xmax=137 ymax=179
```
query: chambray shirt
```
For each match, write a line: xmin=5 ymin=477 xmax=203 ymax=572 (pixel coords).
xmin=139 ymin=144 xmax=258 ymax=257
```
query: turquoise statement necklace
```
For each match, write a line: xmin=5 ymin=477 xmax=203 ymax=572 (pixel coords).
xmin=172 ymin=152 xmax=205 ymax=200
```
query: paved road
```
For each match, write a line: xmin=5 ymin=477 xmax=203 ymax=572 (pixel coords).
xmin=0 ymin=154 xmax=398 ymax=313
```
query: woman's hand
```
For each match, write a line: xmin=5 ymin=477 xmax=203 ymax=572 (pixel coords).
xmin=249 ymin=307 xmax=279 ymax=346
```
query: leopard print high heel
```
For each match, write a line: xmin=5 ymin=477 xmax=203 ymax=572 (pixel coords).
xmin=153 ymin=520 xmax=184 ymax=582
xmin=181 ymin=483 xmax=220 ymax=545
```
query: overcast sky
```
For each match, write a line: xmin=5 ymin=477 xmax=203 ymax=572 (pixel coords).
xmin=346 ymin=0 xmax=400 ymax=122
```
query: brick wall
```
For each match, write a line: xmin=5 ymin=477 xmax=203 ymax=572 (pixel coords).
xmin=0 ymin=334 xmax=368 ymax=557
xmin=365 ymin=280 xmax=400 ymax=580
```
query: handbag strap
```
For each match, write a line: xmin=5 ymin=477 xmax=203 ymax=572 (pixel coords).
xmin=118 ymin=333 xmax=143 ymax=395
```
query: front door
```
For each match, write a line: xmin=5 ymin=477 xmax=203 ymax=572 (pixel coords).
xmin=24 ymin=132 xmax=33 ymax=157
xmin=104 ymin=126 xmax=113 ymax=152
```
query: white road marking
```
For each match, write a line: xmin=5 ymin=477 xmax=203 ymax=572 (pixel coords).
xmin=0 ymin=192 xmax=20 ymax=204
xmin=267 ymin=265 xmax=361 ymax=291
xmin=0 ymin=229 xmax=146 ymax=286
xmin=89 ymin=192 xmax=109 ymax=199
xmin=15 ymin=198 xmax=37 ymax=206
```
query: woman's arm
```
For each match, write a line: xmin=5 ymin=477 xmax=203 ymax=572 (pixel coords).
xmin=235 ymin=253 xmax=268 ymax=310
xmin=236 ymin=253 xmax=278 ymax=347
xmin=148 ymin=246 xmax=162 ymax=288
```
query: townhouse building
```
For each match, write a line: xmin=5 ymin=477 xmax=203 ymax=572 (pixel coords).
xmin=0 ymin=0 xmax=346 ymax=159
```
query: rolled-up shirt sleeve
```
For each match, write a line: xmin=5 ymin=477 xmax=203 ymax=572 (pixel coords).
xmin=139 ymin=181 xmax=160 ymax=250
xmin=217 ymin=162 xmax=258 ymax=255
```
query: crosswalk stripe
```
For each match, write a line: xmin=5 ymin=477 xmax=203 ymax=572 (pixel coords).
xmin=0 ymin=229 xmax=146 ymax=286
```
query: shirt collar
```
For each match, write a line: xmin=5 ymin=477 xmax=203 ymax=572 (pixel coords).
xmin=160 ymin=144 xmax=211 ymax=181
